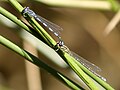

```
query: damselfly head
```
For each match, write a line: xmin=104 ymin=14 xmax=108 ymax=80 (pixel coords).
xmin=57 ymin=39 xmax=64 ymax=46
xmin=22 ymin=7 xmax=36 ymax=18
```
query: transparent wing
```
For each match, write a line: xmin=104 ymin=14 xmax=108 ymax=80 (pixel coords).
xmin=57 ymin=41 xmax=106 ymax=81
xmin=35 ymin=15 xmax=63 ymax=38
xmin=22 ymin=7 xmax=62 ymax=38
xmin=71 ymin=52 xmax=107 ymax=81
xmin=71 ymin=51 xmax=101 ymax=72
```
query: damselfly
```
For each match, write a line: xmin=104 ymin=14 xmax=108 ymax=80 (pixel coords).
xmin=22 ymin=7 xmax=106 ymax=81
xmin=57 ymin=40 xmax=106 ymax=81
xmin=22 ymin=7 xmax=63 ymax=39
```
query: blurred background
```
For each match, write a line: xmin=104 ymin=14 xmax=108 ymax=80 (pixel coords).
xmin=0 ymin=0 xmax=120 ymax=90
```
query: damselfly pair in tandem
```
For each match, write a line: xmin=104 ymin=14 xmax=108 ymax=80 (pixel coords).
xmin=22 ymin=7 xmax=106 ymax=81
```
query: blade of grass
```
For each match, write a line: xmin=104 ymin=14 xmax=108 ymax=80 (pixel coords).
xmin=0 ymin=6 xmax=85 ymax=89
xmin=60 ymin=51 xmax=99 ymax=89
xmin=34 ymin=0 xmax=119 ymax=11
xmin=0 ymin=35 xmax=84 ymax=90
xmin=107 ymin=0 xmax=120 ymax=11
xmin=8 ymin=0 xmax=100 ymax=89
xmin=3 ymin=0 xmax=115 ymax=89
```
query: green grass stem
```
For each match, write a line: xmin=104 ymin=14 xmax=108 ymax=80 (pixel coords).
xmin=0 ymin=0 xmax=115 ymax=89
xmin=0 ymin=35 xmax=84 ymax=90
xmin=8 ymin=1 xmax=100 ymax=89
